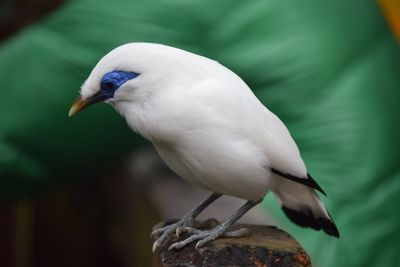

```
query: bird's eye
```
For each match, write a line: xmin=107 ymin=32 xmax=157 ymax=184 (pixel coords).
xmin=103 ymin=81 xmax=115 ymax=90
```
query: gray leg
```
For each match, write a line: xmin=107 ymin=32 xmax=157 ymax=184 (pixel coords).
xmin=169 ymin=199 xmax=262 ymax=250
xmin=151 ymin=193 xmax=221 ymax=252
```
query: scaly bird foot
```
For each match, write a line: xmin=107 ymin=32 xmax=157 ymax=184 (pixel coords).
xmin=151 ymin=217 xmax=218 ymax=252
xmin=168 ymin=225 xmax=250 ymax=250
xmin=175 ymin=218 xmax=219 ymax=237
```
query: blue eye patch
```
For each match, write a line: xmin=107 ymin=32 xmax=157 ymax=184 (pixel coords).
xmin=100 ymin=70 xmax=138 ymax=91
xmin=90 ymin=70 xmax=139 ymax=103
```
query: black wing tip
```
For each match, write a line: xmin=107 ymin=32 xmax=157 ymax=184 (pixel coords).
xmin=271 ymin=168 xmax=327 ymax=196
xmin=282 ymin=206 xmax=340 ymax=238
xmin=307 ymin=173 xmax=327 ymax=196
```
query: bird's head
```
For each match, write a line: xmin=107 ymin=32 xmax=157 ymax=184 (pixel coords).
xmin=69 ymin=42 xmax=203 ymax=117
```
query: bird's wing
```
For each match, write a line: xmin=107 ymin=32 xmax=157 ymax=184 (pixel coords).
xmin=188 ymin=77 xmax=325 ymax=193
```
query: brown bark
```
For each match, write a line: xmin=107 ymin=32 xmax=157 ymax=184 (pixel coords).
xmin=153 ymin=224 xmax=312 ymax=267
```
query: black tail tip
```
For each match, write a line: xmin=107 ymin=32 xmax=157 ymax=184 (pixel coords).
xmin=282 ymin=206 xmax=340 ymax=238
xmin=323 ymin=219 xmax=340 ymax=238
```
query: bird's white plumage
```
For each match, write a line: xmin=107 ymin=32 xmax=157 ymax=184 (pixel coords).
xmin=76 ymin=42 xmax=340 ymax=241
xmin=80 ymin=43 xmax=309 ymax=201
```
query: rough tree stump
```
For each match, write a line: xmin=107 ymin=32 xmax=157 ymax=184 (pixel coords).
xmin=153 ymin=223 xmax=311 ymax=267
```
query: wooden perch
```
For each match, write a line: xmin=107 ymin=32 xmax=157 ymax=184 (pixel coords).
xmin=153 ymin=223 xmax=311 ymax=267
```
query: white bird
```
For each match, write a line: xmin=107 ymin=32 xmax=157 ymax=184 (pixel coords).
xmin=69 ymin=43 xmax=339 ymax=251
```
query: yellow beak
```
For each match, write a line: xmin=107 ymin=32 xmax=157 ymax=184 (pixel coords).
xmin=68 ymin=96 xmax=92 ymax=117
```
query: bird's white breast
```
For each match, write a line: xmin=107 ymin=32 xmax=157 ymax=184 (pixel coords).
xmin=152 ymin=126 xmax=271 ymax=201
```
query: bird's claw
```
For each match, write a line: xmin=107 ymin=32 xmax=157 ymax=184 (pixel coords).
xmin=151 ymin=228 xmax=165 ymax=238
xmin=168 ymin=226 xmax=225 ymax=250
xmin=175 ymin=218 xmax=219 ymax=238
xmin=152 ymin=217 xmax=219 ymax=252
xmin=168 ymin=226 xmax=250 ymax=250
xmin=152 ymin=224 xmax=177 ymax=252
xmin=151 ymin=219 xmax=179 ymax=238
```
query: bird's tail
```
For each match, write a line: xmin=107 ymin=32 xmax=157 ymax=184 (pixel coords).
xmin=271 ymin=178 xmax=339 ymax=237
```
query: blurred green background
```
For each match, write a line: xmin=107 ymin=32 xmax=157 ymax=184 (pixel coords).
xmin=1 ymin=0 xmax=399 ymax=266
